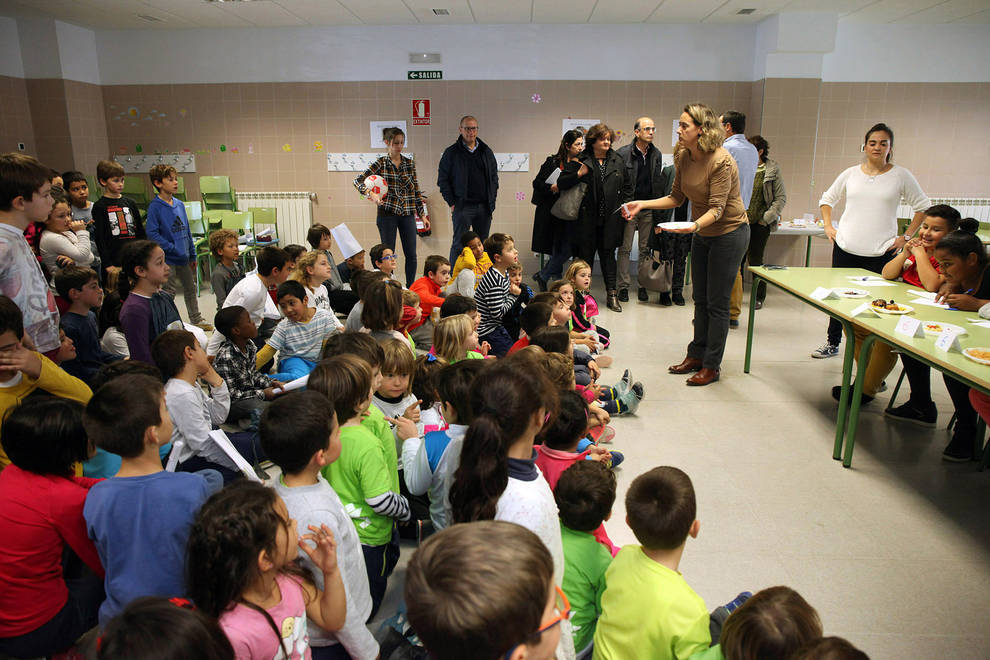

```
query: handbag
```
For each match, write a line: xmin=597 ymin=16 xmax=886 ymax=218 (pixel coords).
xmin=549 ymin=182 xmax=587 ymax=221
xmin=638 ymin=251 xmax=673 ymax=293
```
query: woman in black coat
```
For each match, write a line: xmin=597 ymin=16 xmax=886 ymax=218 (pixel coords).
xmin=531 ymin=129 xmax=586 ymax=291
xmin=562 ymin=123 xmax=633 ymax=311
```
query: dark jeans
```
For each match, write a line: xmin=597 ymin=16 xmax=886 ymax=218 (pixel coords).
xmin=0 ymin=558 xmax=104 ymax=658
xmin=227 ymin=397 xmax=269 ymax=424
xmin=177 ymin=430 xmax=266 ymax=484
xmin=449 ymin=201 xmax=492 ymax=264
xmin=826 ymin=243 xmax=893 ymax=346
xmin=901 ymin=355 xmax=977 ymax=440
xmin=480 ymin=325 xmax=514 ymax=358
xmin=328 ymin=289 xmax=359 ymax=316
xmin=574 ymin=223 xmax=618 ymax=292
xmin=312 ymin=643 xmax=354 ymax=660
xmin=538 ymin=227 xmax=572 ymax=283
xmin=746 ymin=222 xmax=773 ymax=303
xmin=377 ymin=211 xmax=419 ymax=285
xmin=687 ymin=224 xmax=750 ymax=370
xmin=362 ymin=527 xmax=400 ymax=621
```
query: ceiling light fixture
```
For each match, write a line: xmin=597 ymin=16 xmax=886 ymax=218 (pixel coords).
xmin=409 ymin=52 xmax=442 ymax=64
xmin=137 ymin=14 xmax=163 ymax=21
xmin=736 ymin=8 xmax=756 ymax=14
xmin=432 ymin=8 xmax=450 ymax=16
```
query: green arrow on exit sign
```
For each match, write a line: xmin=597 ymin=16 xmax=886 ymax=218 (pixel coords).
xmin=408 ymin=70 xmax=442 ymax=80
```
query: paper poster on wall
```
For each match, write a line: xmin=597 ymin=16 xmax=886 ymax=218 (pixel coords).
xmin=370 ymin=121 xmax=408 ymax=149
xmin=672 ymin=119 xmax=679 ymax=147
xmin=562 ymin=119 xmax=599 ymax=136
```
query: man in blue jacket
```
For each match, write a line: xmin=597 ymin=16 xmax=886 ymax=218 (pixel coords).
xmin=437 ymin=115 xmax=499 ymax=264
xmin=146 ymin=164 xmax=210 ymax=329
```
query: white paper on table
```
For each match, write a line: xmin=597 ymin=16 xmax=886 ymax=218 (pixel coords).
xmin=906 ymin=289 xmax=937 ymax=300
xmin=843 ymin=277 xmax=895 ymax=286
xmin=544 ymin=168 xmax=561 ymax=186
xmin=810 ymin=286 xmax=837 ymax=301
xmin=911 ymin=298 xmax=950 ymax=309
xmin=934 ymin=329 xmax=963 ymax=353
xmin=967 ymin=320 xmax=990 ymax=329
xmin=895 ymin=317 xmax=925 ymax=338
xmin=276 ymin=374 xmax=309 ymax=394
xmin=208 ymin=430 xmax=262 ymax=482
xmin=331 ymin=223 xmax=363 ymax=259
xmin=850 ymin=302 xmax=879 ymax=317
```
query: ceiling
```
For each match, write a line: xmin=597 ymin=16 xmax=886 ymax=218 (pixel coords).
xmin=0 ymin=0 xmax=988 ymax=29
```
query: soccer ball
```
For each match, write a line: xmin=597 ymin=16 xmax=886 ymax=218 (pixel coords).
xmin=363 ymin=175 xmax=388 ymax=198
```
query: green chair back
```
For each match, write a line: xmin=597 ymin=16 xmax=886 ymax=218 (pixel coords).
xmin=200 ymin=176 xmax=236 ymax=212
xmin=245 ymin=206 xmax=280 ymax=246
xmin=183 ymin=201 xmax=203 ymax=222
xmin=204 ymin=209 xmax=229 ymax=229
xmin=221 ymin=211 xmax=254 ymax=235
xmin=188 ymin=215 xmax=207 ymax=239
xmin=175 ymin=176 xmax=187 ymax=202
xmin=85 ymin=175 xmax=101 ymax=202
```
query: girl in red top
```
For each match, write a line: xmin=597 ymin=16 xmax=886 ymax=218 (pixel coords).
xmin=0 ymin=397 xmax=105 ymax=658
xmin=882 ymin=204 xmax=961 ymax=289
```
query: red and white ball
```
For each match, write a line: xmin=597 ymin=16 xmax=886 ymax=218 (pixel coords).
xmin=363 ymin=175 xmax=388 ymax=198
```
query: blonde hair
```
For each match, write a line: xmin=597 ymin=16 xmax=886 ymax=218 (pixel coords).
xmin=565 ymin=260 xmax=592 ymax=289
xmin=675 ymin=103 xmax=725 ymax=158
xmin=433 ymin=314 xmax=473 ymax=363
xmin=402 ymin=289 xmax=420 ymax=307
xmin=290 ymin=251 xmax=323 ymax=286
xmin=380 ymin=337 xmax=415 ymax=388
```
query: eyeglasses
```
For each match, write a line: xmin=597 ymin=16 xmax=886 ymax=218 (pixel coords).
xmin=638 ymin=127 xmax=656 ymax=132
xmin=460 ymin=125 xmax=479 ymax=131
xmin=503 ymin=586 xmax=571 ymax=659
xmin=379 ymin=255 xmax=397 ymax=261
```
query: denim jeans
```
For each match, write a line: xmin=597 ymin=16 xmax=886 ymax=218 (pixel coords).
xmin=538 ymin=227 xmax=573 ymax=283
xmin=687 ymin=224 xmax=750 ymax=370
xmin=449 ymin=201 xmax=492 ymax=264
xmin=377 ymin=211 xmax=419 ymax=285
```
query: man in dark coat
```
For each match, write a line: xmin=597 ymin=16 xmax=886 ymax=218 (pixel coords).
xmin=437 ymin=115 xmax=499 ymax=264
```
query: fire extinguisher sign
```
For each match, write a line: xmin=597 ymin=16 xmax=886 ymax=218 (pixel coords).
xmin=412 ymin=99 xmax=431 ymax=126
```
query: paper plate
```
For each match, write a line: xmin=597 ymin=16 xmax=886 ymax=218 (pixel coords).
xmin=831 ymin=287 xmax=870 ymax=298
xmin=921 ymin=321 xmax=966 ymax=336
xmin=656 ymin=221 xmax=696 ymax=231
xmin=872 ymin=303 xmax=914 ymax=315
xmin=963 ymin=347 xmax=990 ymax=365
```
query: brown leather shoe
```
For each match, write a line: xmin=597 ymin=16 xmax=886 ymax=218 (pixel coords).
xmin=668 ymin=357 xmax=703 ymax=374
xmin=686 ymin=368 xmax=720 ymax=386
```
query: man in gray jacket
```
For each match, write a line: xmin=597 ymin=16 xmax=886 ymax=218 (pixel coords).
xmin=616 ymin=117 xmax=671 ymax=303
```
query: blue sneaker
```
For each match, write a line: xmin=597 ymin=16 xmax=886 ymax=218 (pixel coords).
xmin=811 ymin=342 xmax=839 ymax=359
xmin=607 ymin=450 xmax=624 ymax=469
xmin=722 ymin=591 xmax=753 ymax=614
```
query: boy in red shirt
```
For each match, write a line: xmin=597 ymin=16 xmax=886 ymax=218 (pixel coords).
xmin=409 ymin=255 xmax=451 ymax=347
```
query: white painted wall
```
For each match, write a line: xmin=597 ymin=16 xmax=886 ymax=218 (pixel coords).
xmin=0 ymin=17 xmax=24 ymax=78
xmin=16 ymin=17 xmax=61 ymax=79
xmin=823 ymin=22 xmax=990 ymax=82
xmin=94 ymin=23 xmax=758 ymax=84
xmin=55 ymin=20 xmax=101 ymax=85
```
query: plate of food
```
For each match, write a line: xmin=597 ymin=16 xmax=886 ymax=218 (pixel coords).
xmin=832 ymin=287 xmax=870 ymax=298
xmin=656 ymin=221 xmax=696 ymax=231
xmin=963 ymin=347 xmax=990 ymax=365
xmin=870 ymin=299 xmax=913 ymax=315
xmin=921 ymin=321 xmax=966 ymax=336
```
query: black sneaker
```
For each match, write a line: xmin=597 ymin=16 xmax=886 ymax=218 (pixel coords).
xmin=831 ymin=384 xmax=874 ymax=406
xmin=659 ymin=292 xmax=673 ymax=306
xmin=638 ymin=287 xmax=648 ymax=301
xmin=884 ymin=401 xmax=937 ymax=427
xmin=617 ymin=288 xmax=629 ymax=302
xmin=532 ymin=272 xmax=548 ymax=292
xmin=672 ymin=292 xmax=686 ymax=306
xmin=942 ymin=434 xmax=975 ymax=462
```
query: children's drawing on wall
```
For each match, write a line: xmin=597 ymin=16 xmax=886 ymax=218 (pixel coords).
xmin=562 ymin=118 xmax=599 ymax=136
xmin=369 ymin=121 xmax=408 ymax=149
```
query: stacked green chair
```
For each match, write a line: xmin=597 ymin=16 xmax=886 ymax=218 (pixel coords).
xmin=221 ymin=210 xmax=257 ymax=267
xmin=244 ymin=207 xmax=280 ymax=247
xmin=85 ymin=175 xmax=101 ymax=202
xmin=200 ymin=176 xmax=236 ymax=212
xmin=185 ymin=202 xmax=213 ymax=295
xmin=175 ymin=176 xmax=187 ymax=202
xmin=123 ymin=176 xmax=151 ymax=212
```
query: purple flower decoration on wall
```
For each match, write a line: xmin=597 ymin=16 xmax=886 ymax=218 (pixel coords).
xmin=515 ymin=192 xmax=526 ymax=201
xmin=531 ymin=93 xmax=542 ymax=103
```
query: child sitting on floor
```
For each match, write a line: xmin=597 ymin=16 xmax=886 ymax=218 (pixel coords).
xmin=54 ymin=266 xmax=121 ymax=384
xmin=446 ymin=231 xmax=492 ymax=296
xmin=257 ymin=280 xmax=339 ymax=382
xmin=345 ymin=269 xmax=389 ymax=333
xmin=475 ymin=233 xmax=521 ymax=357
xmin=432 ymin=313 xmax=484 ymax=363
xmin=208 ymin=228 xmax=244 ymax=308
xmin=94 ymin=597 xmax=235 ymax=660
xmin=153 ymin=329 xmax=264 ymax=483
xmin=503 ymin=262 xmax=535 ymax=341
xmin=536 ymin=388 xmax=621 ymax=481
xmin=118 ymin=240 xmax=182 ymax=364
xmin=212 ymin=305 xmax=283 ymax=425
xmin=549 ymin=281 xmax=605 ymax=359
xmin=565 ymin=260 xmax=610 ymax=349
xmin=402 ymin=359 xmax=486 ymax=530
xmin=405 ymin=521 xmax=563 ymax=660
xmin=439 ymin=293 xmax=491 ymax=356
xmin=555 ymin=461 xmax=617 ymax=657
xmin=309 ymin=355 xmax=410 ymax=619
xmin=39 ymin=186 xmax=93 ymax=274
xmin=373 ymin=337 xmax=422 ymax=439
xmin=291 ymin=250 xmax=345 ymax=321
xmin=261 ymin=391 xmax=381 ymax=660
xmin=98 ymin=291 xmax=128 ymax=358
xmin=413 ymin=352 xmax=448 ymax=434
xmin=361 ymin=279 xmax=411 ymax=349
xmin=82 ymin=374 xmax=218 ymax=627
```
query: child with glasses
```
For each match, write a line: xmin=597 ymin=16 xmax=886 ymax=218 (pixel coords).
xmin=406 ymin=521 xmax=570 ymax=660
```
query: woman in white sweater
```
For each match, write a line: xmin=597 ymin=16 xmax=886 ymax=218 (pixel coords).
xmin=812 ymin=122 xmax=930 ymax=360
xmin=39 ymin=188 xmax=93 ymax=274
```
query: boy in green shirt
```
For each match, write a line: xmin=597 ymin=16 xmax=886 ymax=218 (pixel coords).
xmin=311 ymin=353 xmax=410 ymax=619
xmin=593 ymin=466 xmax=709 ymax=660
xmin=555 ymin=461 xmax=616 ymax=657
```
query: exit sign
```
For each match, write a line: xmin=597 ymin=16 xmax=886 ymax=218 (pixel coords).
xmin=408 ymin=70 xmax=442 ymax=80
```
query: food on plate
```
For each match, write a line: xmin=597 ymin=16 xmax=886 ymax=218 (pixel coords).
xmin=925 ymin=323 xmax=943 ymax=333
xmin=871 ymin=298 xmax=903 ymax=311
xmin=965 ymin=348 xmax=990 ymax=361
xmin=871 ymin=298 xmax=888 ymax=308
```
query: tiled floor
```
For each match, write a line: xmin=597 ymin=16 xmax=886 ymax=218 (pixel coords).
xmin=182 ymin=276 xmax=990 ymax=659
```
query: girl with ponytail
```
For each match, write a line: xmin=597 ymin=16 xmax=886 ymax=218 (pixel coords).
xmin=117 ymin=239 xmax=182 ymax=363
xmin=448 ymin=356 xmax=575 ymax=658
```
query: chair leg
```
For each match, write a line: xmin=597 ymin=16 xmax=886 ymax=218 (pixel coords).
xmin=975 ymin=418 xmax=986 ymax=468
xmin=884 ymin=367 xmax=907 ymax=410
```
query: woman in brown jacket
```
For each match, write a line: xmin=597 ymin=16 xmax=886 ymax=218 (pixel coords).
xmin=624 ymin=103 xmax=750 ymax=386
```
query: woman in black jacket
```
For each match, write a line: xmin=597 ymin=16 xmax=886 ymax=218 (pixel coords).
xmin=563 ymin=123 xmax=633 ymax=312
xmin=531 ymin=129 xmax=586 ymax=291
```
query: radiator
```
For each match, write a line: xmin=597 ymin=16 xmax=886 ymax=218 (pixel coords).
xmin=234 ymin=192 xmax=314 ymax=248
xmin=898 ymin=198 xmax=990 ymax=223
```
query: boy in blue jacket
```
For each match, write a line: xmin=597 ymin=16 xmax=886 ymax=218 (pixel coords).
xmin=146 ymin=164 xmax=210 ymax=329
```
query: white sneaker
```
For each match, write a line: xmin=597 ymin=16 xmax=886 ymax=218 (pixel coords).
xmin=811 ymin=342 xmax=839 ymax=359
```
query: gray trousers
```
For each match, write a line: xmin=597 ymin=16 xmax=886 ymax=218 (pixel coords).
xmin=616 ymin=210 xmax=655 ymax=290
xmin=163 ymin=262 xmax=205 ymax=324
xmin=687 ymin=224 xmax=750 ymax=370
